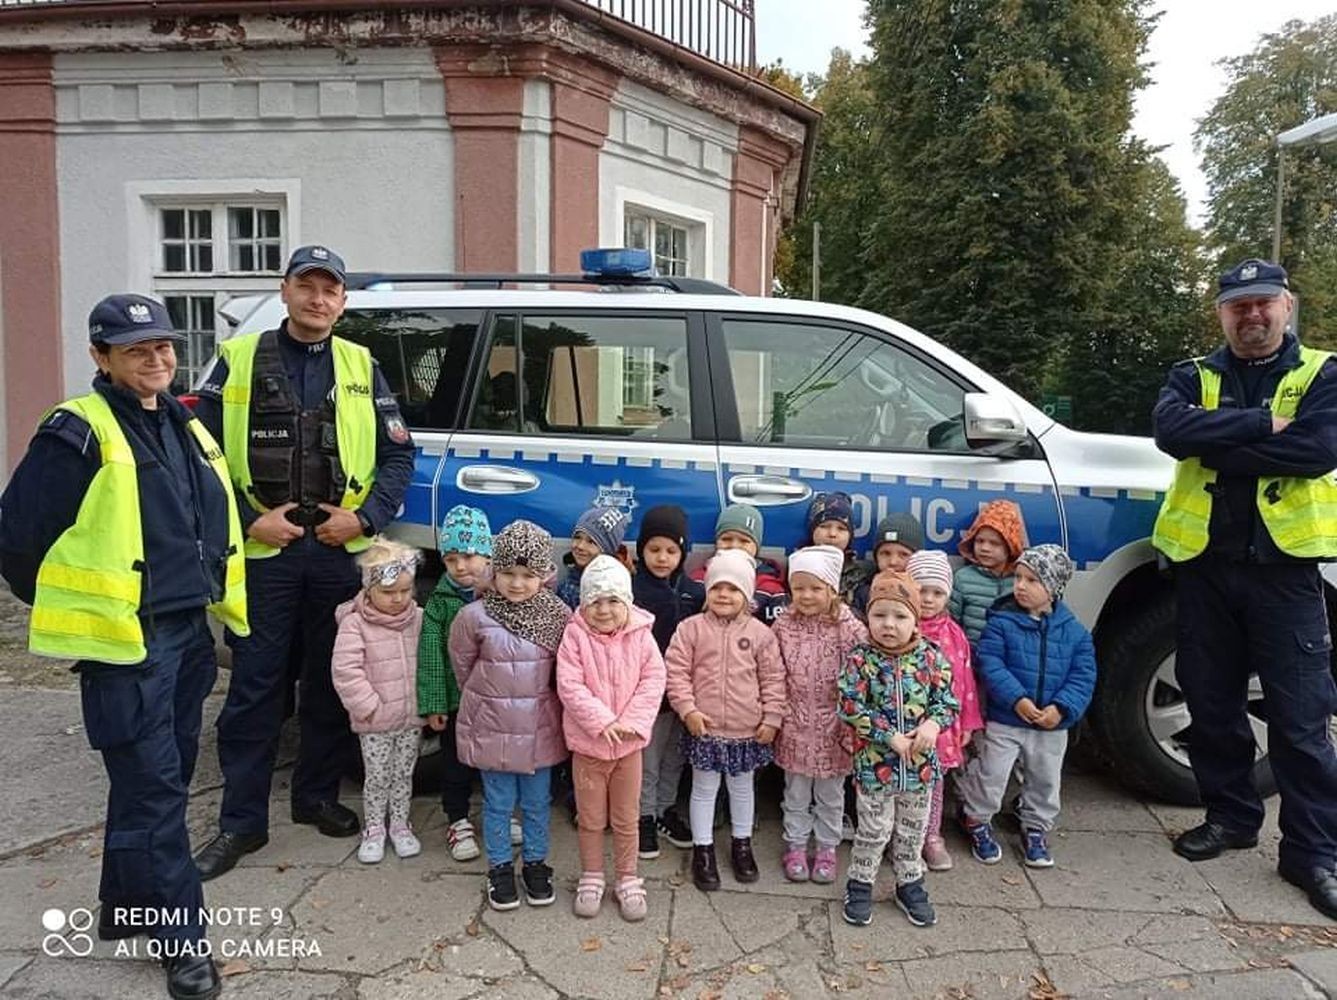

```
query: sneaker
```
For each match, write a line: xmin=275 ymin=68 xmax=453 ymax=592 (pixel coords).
xmin=965 ymin=821 xmax=1003 ymax=864
xmin=615 ymin=875 xmax=649 ymax=922
xmin=894 ymin=877 xmax=937 ymax=927
xmin=510 ymin=817 xmax=524 ymax=847
xmin=638 ymin=815 xmax=661 ymax=860
xmin=842 ymin=879 xmax=873 ymax=926
xmin=487 ymin=863 xmax=520 ymax=911
xmin=357 ymin=826 xmax=385 ymax=864
xmin=447 ymin=818 xmax=480 ymax=862
xmin=1023 ymin=829 xmax=1054 ymax=868
xmin=657 ymin=808 xmax=693 ymax=849
xmin=840 ymin=813 xmax=857 ymax=843
xmin=782 ymin=844 xmax=810 ymax=882
xmin=572 ymin=872 xmax=605 ymax=918
xmin=521 ymin=861 xmax=556 ymax=906
xmin=922 ymin=835 xmax=953 ymax=871
xmin=811 ymin=845 xmax=838 ymax=884
xmin=388 ymin=824 xmax=421 ymax=858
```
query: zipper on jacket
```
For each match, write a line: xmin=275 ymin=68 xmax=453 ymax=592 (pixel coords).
xmin=893 ymin=651 xmax=905 ymax=790
xmin=1035 ymin=616 xmax=1049 ymax=706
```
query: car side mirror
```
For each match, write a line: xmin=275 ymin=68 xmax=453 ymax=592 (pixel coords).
xmin=962 ymin=392 xmax=1027 ymax=446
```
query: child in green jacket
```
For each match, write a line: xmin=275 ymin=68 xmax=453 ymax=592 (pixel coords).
xmin=418 ymin=505 xmax=492 ymax=862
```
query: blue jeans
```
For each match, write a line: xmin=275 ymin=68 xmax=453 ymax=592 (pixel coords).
xmin=480 ymin=767 xmax=552 ymax=867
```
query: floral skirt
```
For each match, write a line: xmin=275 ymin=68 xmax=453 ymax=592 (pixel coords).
xmin=681 ymin=734 xmax=773 ymax=776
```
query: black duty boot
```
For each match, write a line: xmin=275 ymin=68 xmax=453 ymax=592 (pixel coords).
xmin=1171 ymin=822 xmax=1258 ymax=862
xmin=193 ymin=831 xmax=268 ymax=882
xmin=164 ymin=954 xmax=221 ymax=1000
xmin=638 ymin=815 xmax=661 ymax=860
xmin=291 ymin=801 xmax=359 ymax=837
xmin=730 ymin=836 xmax=759 ymax=883
xmin=691 ymin=844 xmax=721 ymax=891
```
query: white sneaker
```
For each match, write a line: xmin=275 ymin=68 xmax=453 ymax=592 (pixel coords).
xmin=510 ymin=817 xmax=524 ymax=846
xmin=389 ymin=824 xmax=421 ymax=859
xmin=447 ymin=818 xmax=480 ymax=861
xmin=358 ymin=826 xmax=386 ymax=864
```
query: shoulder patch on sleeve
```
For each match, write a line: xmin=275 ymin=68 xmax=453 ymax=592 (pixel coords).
xmin=37 ymin=410 xmax=97 ymax=457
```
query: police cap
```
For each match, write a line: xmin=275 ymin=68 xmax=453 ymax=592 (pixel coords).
xmin=88 ymin=294 xmax=185 ymax=346
xmin=1216 ymin=259 xmax=1289 ymax=305
xmin=285 ymin=245 xmax=347 ymax=285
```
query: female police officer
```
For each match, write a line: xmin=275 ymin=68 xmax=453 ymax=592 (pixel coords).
xmin=0 ymin=294 xmax=247 ymax=1000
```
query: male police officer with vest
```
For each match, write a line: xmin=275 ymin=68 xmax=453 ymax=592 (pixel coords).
xmin=1152 ymin=258 xmax=1337 ymax=921
xmin=0 ymin=295 xmax=248 ymax=999
xmin=191 ymin=245 xmax=414 ymax=880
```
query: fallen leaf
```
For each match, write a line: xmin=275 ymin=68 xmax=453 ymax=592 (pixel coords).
xmin=464 ymin=919 xmax=479 ymax=937
xmin=763 ymin=992 xmax=789 ymax=1000
xmin=581 ymin=936 xmax=602 ymax=952
xmin=668 ymin=872 xmax=686 ymax=887
xmin=275 ymin=863 xmax=290 ymax=873
xmin=849 ymin=942 xmax=865 ymax=951
xmin=219 ymin=959 xmax=251 ymax=977
xmin=697 ymin=990 xmax=722 ymax=1000
xmin=1028 ymin=968 xmax=1069 ymax=999
xmin=746 ymin=962 xmax=767 ymax=974
xmin=1280 ymin=925 xmax=1295 ymax=938
xmin=1167 ymin=979 xmax=1192 ymax=991
xmin=1001 ymin=875 xmax=1022 ymax=886
xmin=36 ymin=877 xmax=57 ymax=889
xmin=626 ymin=959 xmax=652 ymax=973
xmin=865 ymin=960 xmax=884 ymax=973
xmin=310 ymin=898 xmax=329 ymax=910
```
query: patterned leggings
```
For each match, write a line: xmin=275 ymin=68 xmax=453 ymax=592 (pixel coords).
xmin=847 ymin=784 xmax=931 ymax=887
xmin=927 ymin=774 xmax=946 ymax=838
xmin=359 ymin=728 xmax=419 ymax=831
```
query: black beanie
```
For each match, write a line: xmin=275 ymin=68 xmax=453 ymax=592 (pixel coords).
xmin=636 ymin=504 xmax=689 ymax=561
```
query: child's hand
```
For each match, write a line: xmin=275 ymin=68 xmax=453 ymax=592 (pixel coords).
xmin=1014 ymin=697 xmax=1042 ymax=724
xmin=910 ymin=720 xmax=940 ymax=756
xmin=755 ymin=723 xmax=777 ymax=745
xmin=683 ymin=711 xmax=712 ymax=738
xmin=427 ymin=714 xmax=447 ymax=732
xmin=601 ymin=722 xmax=640 ymax=746
xmin=1036 ymin=705 xmax=1063 ymax=730
xmin=889 ymin=731 xmax=914 ymax=762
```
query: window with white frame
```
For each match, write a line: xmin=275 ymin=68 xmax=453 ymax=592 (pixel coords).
xmin=152 ymin=202 xmax=286 ymax=392
xmin=624 ymin=210 xmax=691 ymax=277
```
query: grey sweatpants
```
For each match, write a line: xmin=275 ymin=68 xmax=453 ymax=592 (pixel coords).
xmin=782 ymin=772 xmax=845 ymax=849
xmin=846 ymin=785 xmax=932 ymax=887
xmin=638 ymin=711 xmax=685 ymax=818
xmin=958 ymin=722 xmax=1068 ymax=832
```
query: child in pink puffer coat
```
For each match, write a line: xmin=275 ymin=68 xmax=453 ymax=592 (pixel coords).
xmin=556 ymin=556 xmax=666 ymax=922
xmin=773 ymin=545 xmax=868 ymax=884
xmin=331 ymin=538 xmax=425 ymax=866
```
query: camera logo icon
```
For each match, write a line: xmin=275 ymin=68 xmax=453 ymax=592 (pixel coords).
xmin=41 ymin=907 xmax=94 ymax=957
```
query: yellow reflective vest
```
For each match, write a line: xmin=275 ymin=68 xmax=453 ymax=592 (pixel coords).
xmin=217 ymin=332 xmax=376 ymax=558
xmin=28 ymin=392 xmax=249 ymax=665
xmin=1152 ymin=346 xmax=1337 ymax=562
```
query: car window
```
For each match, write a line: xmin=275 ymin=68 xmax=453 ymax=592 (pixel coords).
xmin=334 ymin=308 xmax=483 ymax=430
xmin=719 ymin=317 xmax=968 ymax=452
xmin=467 ymin=313 xmax=694 ymax=441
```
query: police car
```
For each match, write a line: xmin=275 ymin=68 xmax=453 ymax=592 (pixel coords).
xmin=212 ymin=248 xmax=1337 ymax=805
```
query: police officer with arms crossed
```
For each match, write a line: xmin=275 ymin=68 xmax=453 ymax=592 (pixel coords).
xmin=0 ymin=295 xmax=248 ymax=999
xmin=1152 ymin=258 xmax=1337 ymax=921
xmin=191 ymin=245 xmax=415 ymax=879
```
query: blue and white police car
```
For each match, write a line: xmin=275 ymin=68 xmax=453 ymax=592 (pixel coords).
xmin=214 ymin=248 xmax=1337 ymax=805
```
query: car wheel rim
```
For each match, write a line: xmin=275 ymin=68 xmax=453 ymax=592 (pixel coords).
xmin=1145 ymin=654 xmax=1268 ymax=770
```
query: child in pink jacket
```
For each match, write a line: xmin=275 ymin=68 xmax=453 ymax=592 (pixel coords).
xmin=556 ymin=555 xmax=666 ymax=922
xmin=331 ymin=538 xmax=426 ymax=866
xmin=907 ymin=549 xmax=983 ymax=871
xmin=665 ymin=548 xmax=787 ymax=892
xmin=773 ymin=545 xmax=868 ymax=884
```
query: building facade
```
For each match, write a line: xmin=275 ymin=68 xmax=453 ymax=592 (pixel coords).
xmin=0 ymin=0 xmax=816 ymax=469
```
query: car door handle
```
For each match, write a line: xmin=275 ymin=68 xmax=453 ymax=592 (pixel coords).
xmin=456 ymin=465 xmax=540 ymax=494
xmin=728 ymin=475 xmax=812 ymax=505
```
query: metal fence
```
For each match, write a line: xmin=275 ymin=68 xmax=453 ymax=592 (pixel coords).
xmin=0 ymin=0 xmax=758 ymax=71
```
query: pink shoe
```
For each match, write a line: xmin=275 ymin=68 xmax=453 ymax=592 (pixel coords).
xmin=922 ymin=835 xmax=953 ymax=871
xmin=615 ymin=876 xmax=648 ymax=922
xmin=810 ymin=845 xmax=838 ymax=884
xmin=782 ymin=844 xmax=810 ymax=882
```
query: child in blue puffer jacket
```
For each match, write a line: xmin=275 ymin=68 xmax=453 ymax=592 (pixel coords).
xmin=957 ymin=544 xmax=1096 ymax=870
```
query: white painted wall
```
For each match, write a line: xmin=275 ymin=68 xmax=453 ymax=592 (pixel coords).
xmin=599 ymin=80 xmax=736 ymax=284
xmin=53 ymin=48 xmax=452 ymax=390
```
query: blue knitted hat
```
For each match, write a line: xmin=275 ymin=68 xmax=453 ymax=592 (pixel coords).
xmin=573 ymin=506 xmax=630 ymax=555
xmin=438 ymin=505 xmax=493 ymax=557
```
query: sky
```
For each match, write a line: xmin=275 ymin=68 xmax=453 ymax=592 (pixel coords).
xmin=754 ymin=0 xmax=1333 ymax=225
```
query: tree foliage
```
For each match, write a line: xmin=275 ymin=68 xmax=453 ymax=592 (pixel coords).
xmin=1196 ymin=15 xmax=1337 ymax=347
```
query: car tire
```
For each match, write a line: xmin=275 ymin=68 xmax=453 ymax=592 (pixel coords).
xmin=1090 ymin=596 xmax=1276 ymax=806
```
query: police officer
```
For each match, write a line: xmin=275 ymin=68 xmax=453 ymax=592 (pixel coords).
xmin=1152 ymin=258 xmax=1337 ymax=921
xmin=191 ymin=245 xmax=414 ymax=879
xmin=0 ymin=295 xmax=247 ymax=999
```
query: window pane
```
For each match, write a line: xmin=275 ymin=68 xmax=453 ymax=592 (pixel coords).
xmin=228 ymin=207 xmax=254 ymax=240
xmin=654 ymin=223 xmax=671 ymax=260
xmin=190 ymin=209 xmax=211 ymax=240
xmin=333 ymin=308 xmax=484 ymax=430
xmin=161 ymin=209 xmax=184 ymax=240
xmin=235 ymin=244 xmax=255 ymax=272
xmin=720 ymin=319 xmax=967 ymax=451
xmin=195 ymin=243 xmax=213 ymax=273
xmin=259 ymin=209 xmax=281 ymax=238
xmin=466 ymin=316 xmax=520 ymax=433
xmin=164 ymin=244 xmax=185 ymax=273
xmin=506 ymin=314 xmax=692 ymax=440
xmin=263 ymin=245 xmax=282 ymax=271
xmin=625 ymin=215 xmax=649 ymax=249
xmin=163 ymin=294 xmax=216 ymax=394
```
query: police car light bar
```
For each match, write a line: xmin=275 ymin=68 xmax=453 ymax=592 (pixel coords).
xmin=580 ymin=247 xmax=654 ymax=278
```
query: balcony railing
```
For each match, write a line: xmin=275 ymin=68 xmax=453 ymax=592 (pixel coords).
xmin=0 ymin=0 xmax=758 ymax=71
xmin=577 ymin=0 xmax=755 ymax=71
